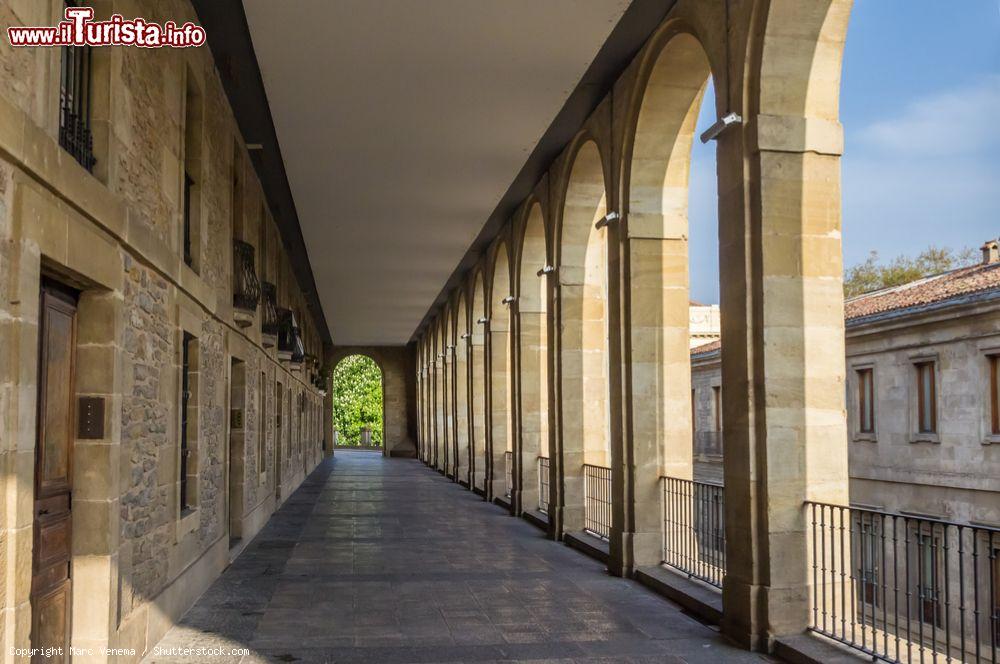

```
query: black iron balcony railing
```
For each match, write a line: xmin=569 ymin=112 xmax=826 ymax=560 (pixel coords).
xmin=538 ymin=456 xmax=549 ymax=513
xmin=583 ymin=463 xmax=612 ymax=540
xmin=59 ymin=36 xmax=96 ymax=172
xmin=232 ymin=240 xmax=261 ymax=313
xmin=260 ymin=282 xmax=279 ymax=337
xmin=277 ymin=308 xmax=305 ymax=363
xmin=808 ymin=501 xmax=999 ymax=664
xmin=504 ymin=451 xmax=513 ymax=498
xmin=662 ymin=476 xmax=726 ymax=589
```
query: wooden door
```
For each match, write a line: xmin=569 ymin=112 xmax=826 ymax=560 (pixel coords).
xmin=31 ymin=283 xmax=78 ymax=662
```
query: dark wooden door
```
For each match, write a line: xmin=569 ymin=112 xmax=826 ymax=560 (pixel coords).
xmin=31 ymin=284 xmax=77 ymax=662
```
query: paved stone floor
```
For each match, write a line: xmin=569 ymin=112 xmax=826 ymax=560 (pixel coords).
xmin=144 ymin=451 xmax=772 ymax=663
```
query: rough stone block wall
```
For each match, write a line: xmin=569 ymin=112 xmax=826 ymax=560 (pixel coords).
xmin=0 ymin=0 xmax=330 ymax=658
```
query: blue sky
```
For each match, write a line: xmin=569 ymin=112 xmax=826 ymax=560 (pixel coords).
xmin=688 ymin=0 xmax=1000 ymax=304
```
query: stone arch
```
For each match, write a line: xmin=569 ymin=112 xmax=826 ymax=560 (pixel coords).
xmin=515 ymin=202 xmax=550 ymax=514
xmin=618 ymin=26 xmax=718 ymax=570
xmin=454 ymin=289 xmax=471 ymax=485
xmin=329 ymin=346 xmax=417 ymax=458
xmin=487 ymin=240 xmax=513 ymax=499
xmin=470 ymin=268 xmax=488 ymax=493
xmin=556 ymin=138 xmax=612 ymax=537
xmin=331 ymin=353 xmax=385 ymax=449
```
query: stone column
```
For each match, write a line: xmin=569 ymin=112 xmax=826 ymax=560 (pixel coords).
xmin=433 ymin=357 xmax=444 ymax=470
xmin=488 ymin=324 xmax=510 ymax=503
xmin=441 ymin=348 xmax=451 ymax=476
xmin=719 ymin=115 xmax=849 ymax=649
xmin=554 ymin=281 xmax=586 ymax=537
xmin=515 ymin=309 xmax=546 ymax=516
xmin=618 ymin=233 xmax=692 ymax=574
xmin=470 ymin=331 xmax=487 ymax=494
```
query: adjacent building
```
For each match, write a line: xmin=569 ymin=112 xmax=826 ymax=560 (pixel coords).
xmin=691 ymin=241 xmax=1000 ymax=657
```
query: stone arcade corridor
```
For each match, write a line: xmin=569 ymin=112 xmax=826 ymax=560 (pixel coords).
xmin=144 ymin=451 xmax=763 ymax=663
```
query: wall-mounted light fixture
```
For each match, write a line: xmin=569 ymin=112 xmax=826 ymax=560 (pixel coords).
xmin=476 ymin=317 xmax=488 ymax=325
xmin=536 ymin=265 xmax=555 ymax=277
xmin=594 ymin=211 xmax=619 ymax=230
xmin=501 ymin=296 xmax=515 ymax=305
xmin=447 ymin=345 xmax=456 ymax=351
xmin=460 ymin=332 xmax=471 ymax=340
xmin=699 ymin=112 xmax=742 ymax=143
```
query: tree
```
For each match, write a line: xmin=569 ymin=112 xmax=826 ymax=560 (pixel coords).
xmin=844 ymin=245 xmax=977 ymax=298
xmin=332 ymin=355 xmax=383 ymax=446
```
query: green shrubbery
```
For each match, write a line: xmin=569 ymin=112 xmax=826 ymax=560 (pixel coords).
xmin=332 ymin=355 xmax=383 ymax=446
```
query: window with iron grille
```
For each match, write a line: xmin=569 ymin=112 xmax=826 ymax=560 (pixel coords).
xmin=233 ymin=240 xmax=261 ymax=312
xmin=59 ymin=1 xmax=96 ymax=172
xmin=857 ymin=368 xmax=875 ymax=434
xmin=180 ymin=332 xmax=197 ymax=513
xmin=915 ymin=361 xmax=937 ymax=434
xmin=182 ymin=69 xmax=203 ymax=270
xmin=916 ymin=529 xmax=941 ymax=627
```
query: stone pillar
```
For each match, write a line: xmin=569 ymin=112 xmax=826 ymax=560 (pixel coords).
xmin=487 ymin=325 xmax=510 ymax=503
xmin=433 ymin=357 xmax=444 ymax=470
xmin=719 ymin=113 xmax=849 ymax=648
xmin=440 ymin=348 xmax=451 ymax=474
xmin=447 ymin=343 xmax=459 ymax=481
xmin=515 ymin=309 xmax=546 ymax=516
xmin=554 ymin=281 xmax=586 ymax=537
xmin=618 ymin=235 xmax=692 ymax=574
xmin=415 ymin=367 xmax=423 ymax=461
xmin=455 ymin=338 xmax=471 ymax=485
xmin=470 ymin=332 xmax=487 ymax=494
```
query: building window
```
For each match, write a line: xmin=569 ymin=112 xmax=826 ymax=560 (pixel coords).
xmin=915 ymin=361 xmax=937 ymax=435
xmin=712 ymin=386 xmax=722 ymax=432
xmin=180 ymin=332 xmax=199 ymax=513
xmin=58 ymin=2 xmax=95 ymax=171
xmin=856 ymin=519 xmax=879 ymax=607
xmin=990 ymin=355 xmax=1000 ymax=436
xmin=857 ymin=368 xmax=875 ymax=434
xmin=258 ymin=371 xmax=267 ymax=475
xmin=182 ymin=69 xmax=203 ymax=271
xmin=916 ymin=529 xmax=940 ymax=626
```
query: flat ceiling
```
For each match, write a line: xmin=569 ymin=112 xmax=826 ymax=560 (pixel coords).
xmin=242 ymin=0 xmax=630 ymax=345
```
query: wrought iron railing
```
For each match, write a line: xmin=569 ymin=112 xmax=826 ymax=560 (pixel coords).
xmin=583 ymin=463 xmax=612 ymax=540
xmin=59 ymin=36 xmax=96 ymax=172
xmin=662 ymin=476 xmax=726 ymax=589
xmin=808 ymin=501 xmax=1000 ymax=663
xmin=504 ymin=451 xmax=513 ymax=498
xmin=538 ymin=456 xmax=550 ymax=513
xmin=232 ymin=240 xmax=261 ymax=312
xmin=260 ymin=282 xmax=279 ymax=337
xmin=277 ymin=308 xmax=306 ymax=363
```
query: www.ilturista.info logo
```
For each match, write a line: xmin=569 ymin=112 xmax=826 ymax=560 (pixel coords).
xmin=7 ymin=6 xmax=206 ymax=48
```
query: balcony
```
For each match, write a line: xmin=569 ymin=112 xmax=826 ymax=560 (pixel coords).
xmin=232 ymin=239 xmax=260 ymax=327
xmin=277 ymin=308 xmax=305 ymax=365
xmin=260 ymin=282 xmax=279 ymax=348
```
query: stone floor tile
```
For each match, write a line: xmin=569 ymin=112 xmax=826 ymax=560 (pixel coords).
xmin=141 ymin=451 xmax=763 ymax=663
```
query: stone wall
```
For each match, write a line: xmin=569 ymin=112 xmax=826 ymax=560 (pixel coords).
xmin=0 ymin=1 xmax=329 ymax=660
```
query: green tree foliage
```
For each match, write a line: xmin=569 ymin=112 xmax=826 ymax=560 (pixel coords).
xmin=332 ymin=355 xmax=383 ymax=447
xmin=844 ymin=245 xmax=978 ymax=298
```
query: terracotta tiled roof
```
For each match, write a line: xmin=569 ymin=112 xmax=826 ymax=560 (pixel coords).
xmin=690 ymin=339 xmax=721 ymax=356
xmin=845 ymin=261 xmax=1000 ymax=322
xmin=689 ymin=260 xmax=1000 ymax=357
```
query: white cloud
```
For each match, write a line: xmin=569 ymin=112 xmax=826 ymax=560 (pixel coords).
xmin=856 ymin=75 xmax=1000 ymax=156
